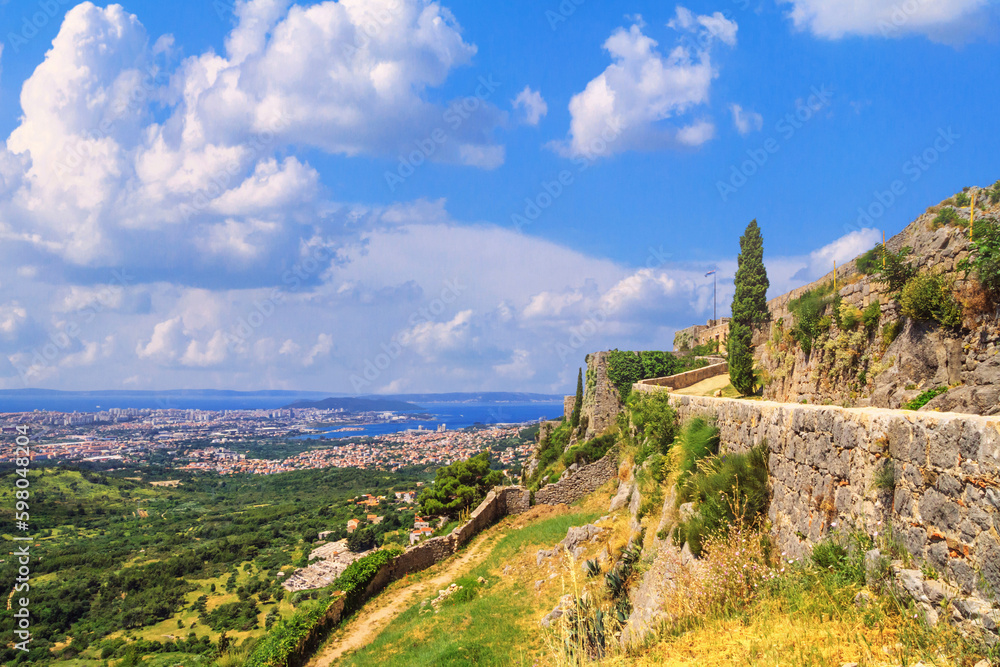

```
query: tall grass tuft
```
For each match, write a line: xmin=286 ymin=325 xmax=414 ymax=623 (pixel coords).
xmin=675 ymin=444 xmax=769 ymax=556
xmin=673 ymin=417 xmax=721 ymax=485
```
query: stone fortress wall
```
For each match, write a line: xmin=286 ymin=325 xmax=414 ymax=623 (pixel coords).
xmin=641 ymin=390 xmax=1000 ymax=599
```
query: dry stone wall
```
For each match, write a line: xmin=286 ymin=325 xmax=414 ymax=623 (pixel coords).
xmin=291 ymin=486 xmax=531 ymax=666
xmin=660 ymin=391 xmax=1000 ymax=598
xmin=392 ymin=486 xmax=530 ymax=578
xmin=535 ymin=451 xmax=618 ymax=506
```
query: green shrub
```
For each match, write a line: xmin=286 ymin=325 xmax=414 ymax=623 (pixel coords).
xmin=675 ymin=444 xmax=769 ymax=557
xmin=954 ymin=192 xmax=971 ymax=207
xmin=872 ymin=246 xmax=917 ymax=295
xmin=900 ymin=273 xmax=962 ymax=328
xmin=839 ymin=302 xmax=863 ymax=330
xmin=606 ymin=350 xmax=708 ymax=402
xmin=962 ymin=217 xmax=1000 ymax=300
xmin=903 ymin=386 xmax=948 ymax=410
xmin=881 ymin=320 xmax=902 ymax=348
xmin=626 ymin=391 xmax=679 ymax=458
xmin=861 ymin=300 xmax=881 ymax=331
xmin=691 ymin=339 xmax=720 ymax=356
xmin=933 ymin=207 xmax=963 ymax=228
xmin=871 ymin=459 xmax=896 ymax=492
xmin=788 ymin=283 xmax=835 ymax=355
xmin=561 ymin=433 xmax=616 ymax=467
xmin=536 ymin=423 xmax=571 ymax=470
xmin=810 ymin=540 xmax=847 ymax=570
xmin=856 ymin=246 xmax=881 ymax=274
xmin=648 ymin=453 xmax=668 ymax=483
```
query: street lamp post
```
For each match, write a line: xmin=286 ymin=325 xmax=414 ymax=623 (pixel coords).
xmin=705 ymin=270 xmax=717 ymax=324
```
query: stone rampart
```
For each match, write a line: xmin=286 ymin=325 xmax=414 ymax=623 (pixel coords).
xmin=657 ymin=391 xmax=1000 ymax=597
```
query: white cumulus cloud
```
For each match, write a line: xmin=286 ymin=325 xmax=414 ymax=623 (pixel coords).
xmin=512 ymin=86 xmax=548 ymax=126
xmin=730 ymin=104 xmax=763 ymax=135
xmin=552 ymin=8 xmax=737 ymax=159
xmin=780 ymin=0 xmax=993 ymax=42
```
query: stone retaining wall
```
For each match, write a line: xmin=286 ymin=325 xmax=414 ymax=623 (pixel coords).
xmin=651 ymin=390 xmax=1000 ymax=598
xmin=390 ymin=486 xmax=530 ymax=579
xmin=535 ymin=451 xmax=619 ymax=506
xmin=637 ymin=362 xmax=728 ymax=391
xmin=294 ymin=486 xmax=530 ymax=665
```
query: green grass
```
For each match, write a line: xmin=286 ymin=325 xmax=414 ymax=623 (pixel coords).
xmin=674 ymin=417 xmax=721 ymax=483
xmin=337 ymin=508 xmax=602 ymax=667
xmin=903 ymin=386 xmax=948 ymax=410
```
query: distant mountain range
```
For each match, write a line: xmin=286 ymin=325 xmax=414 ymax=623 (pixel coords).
xmin=1 ymin=389 xmax=563 ymax=413
xmin=3 ymin=389 xmax=327 ymax=398
xmin=282 ymin=397 xmax=422 ymax=411
xmin=363 ymin=392 xmax=563 ymax=403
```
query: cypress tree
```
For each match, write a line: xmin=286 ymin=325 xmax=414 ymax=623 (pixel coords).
xmin=571 ymin=368 xmax=583 ymax=428
xmin=729 ymin=219 xmax=770 ymax=395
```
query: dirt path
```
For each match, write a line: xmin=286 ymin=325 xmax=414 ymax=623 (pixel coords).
xmin=307 ymin=531 xmax=498 ymax=667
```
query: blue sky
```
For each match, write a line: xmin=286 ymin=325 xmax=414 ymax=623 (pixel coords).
xmin=0 ymin=0 xmax=997 ymax=394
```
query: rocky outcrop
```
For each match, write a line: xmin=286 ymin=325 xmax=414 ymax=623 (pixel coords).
xmin=757 ymin=199 xmax=1000 ymax=413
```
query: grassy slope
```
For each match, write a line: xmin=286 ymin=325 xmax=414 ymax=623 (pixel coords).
xmin=329 ymin=487 xmax=993 ymax=667
xmin=335 ymin=488 xmax=615 ymax=667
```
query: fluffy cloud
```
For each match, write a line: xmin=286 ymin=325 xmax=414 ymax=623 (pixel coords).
xmin=512 ymin=86 xmax=548 ymax=126
xmin=780 ymin=0 xmax=993 ymax=41
xmin=0 ymin=0 xmax=504 ymax=275
xmin=794 ymin=228 xmax=882 ymax=281
xmin=552 ymin=8 xmax=737 ymax=159
xmin=730 ymin=104 xmax=763 ymax=135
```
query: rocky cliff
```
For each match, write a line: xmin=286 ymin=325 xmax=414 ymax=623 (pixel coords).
xmin=758 ymin=187 xmax=1000 ymax=414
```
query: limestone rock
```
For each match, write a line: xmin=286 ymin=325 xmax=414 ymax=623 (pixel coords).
xmin=610 ymin=479 xmax=635 ymax=512
xmin=864 ymin=549 xmax=884 ymax=588
xmin=540 ymin=594 xmax=576 ymax=628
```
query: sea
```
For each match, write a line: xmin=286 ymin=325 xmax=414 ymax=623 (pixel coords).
xmin=0 ymin=391 xmax=562 ymax=436
xmin=296 ymin=402 xmax=563 ymax=440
